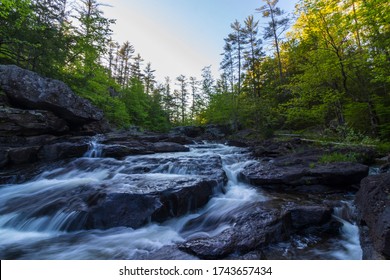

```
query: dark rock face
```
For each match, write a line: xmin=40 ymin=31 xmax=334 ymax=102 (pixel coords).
xmin=85 ymin=177 xmax=219 ymax=229
xmin=290 ymin=205 xmax=333 ymax=229
xmin=355 ymin=174 xmax=390 ymax=259
xmin=0 ymin=106 xmax=68 ymax=136
xmin=0 ymin=148 xmax=8 ymax=167
xmin=8 ymin=146 xmax=40 ymax=165
xmin=240 ymin=160 xmax=368 ymax=192
xmin=179 ymin=202 xmax=336 ymax=259
xmin=38 ymin=142 xmax=89 ymax=162
xmin=0 ymin=65 xmax=103 ymax=125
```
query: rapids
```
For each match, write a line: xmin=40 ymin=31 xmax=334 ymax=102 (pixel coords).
xmin=0 ymin=142 xmax=362 ymax=259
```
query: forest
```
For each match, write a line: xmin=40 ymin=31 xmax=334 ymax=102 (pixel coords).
xmin=0 ymin=0 xmax=389 ymax=144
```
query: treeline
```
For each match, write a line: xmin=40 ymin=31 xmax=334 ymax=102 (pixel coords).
xmin=202 ymin=0 xmax=390 ymax=141
xmin=1 ymin=0 xmax=169 ymax=131
xmin=1 ymin=0 xmax=389 ymax=140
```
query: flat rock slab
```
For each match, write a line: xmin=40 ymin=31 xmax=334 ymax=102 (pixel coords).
xmin=240 ymin=161 xmax=368 ymax=192
xmin=0 ymin=106 xmax=69 ymax=136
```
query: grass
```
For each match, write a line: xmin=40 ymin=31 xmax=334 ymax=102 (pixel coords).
xmin=319 ymin=152 xmax=358 ymax=164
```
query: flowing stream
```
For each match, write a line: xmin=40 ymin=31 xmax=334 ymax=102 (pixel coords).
xmin=0 ymin=142 xmax=362 ymax=259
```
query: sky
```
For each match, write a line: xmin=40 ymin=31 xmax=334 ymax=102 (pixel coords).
xmin=101 ymin=0 xmax=298 ymax=82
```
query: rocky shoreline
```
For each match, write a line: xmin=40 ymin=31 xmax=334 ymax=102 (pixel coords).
xmin=1 ymin=64 xmax=389 ymax=259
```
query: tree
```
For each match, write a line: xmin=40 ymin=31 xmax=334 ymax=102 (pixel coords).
xmin=201 ymin=65 xmax=215 ymax=103
xmin=243 ymin=15 xmax=264 ymax=97
xmin=131 ymin=53 xmax=143 ymax=80
xmin=143 ymin=62 xmax=156 ymax=95
xmin=256 ymin=0 xmax=289 ymax=83
xmin=176 ymin=75 xmax=188 ymax=124
xmin=116 ymin=41 xmax=134 ymax=87
xmin=74 ymin=0 xmax=115 ymax=76
xmin=228 ymin=20 xmax=246 ymax=95
xmin=189 ymin=76 xmax=201 ymax=122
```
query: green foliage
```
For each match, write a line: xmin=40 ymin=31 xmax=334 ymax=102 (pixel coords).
xmin=376 ymin=142 xmax=390 ymax=155
xmin=319 ymin=152 xmax=358 ymax=164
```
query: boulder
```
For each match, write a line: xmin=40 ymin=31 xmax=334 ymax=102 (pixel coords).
xmin=289 ymin=205 xmax=333 ymax=230
xmin=355 ymin=174 xmax=390 ymax=259
xmin=240 ymin=161 xmax=368 ymax=192
xmin=0 ymin=106 xmax=68 ymax=136
xmin=0 ymin=65 xmax=103 ymax=125
xmin=179 ymin=202 xmax=336 ymax=259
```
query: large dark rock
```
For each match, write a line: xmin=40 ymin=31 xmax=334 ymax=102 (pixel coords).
xmin=85 ymin=176 xmax=220 ymax=229
xmin=0 ymin=106 xmax=69 ymax=136
xmin=38 ymin=142 xmax=89 ymax=161
xmin=240 ymin=160 xmax=368 ymax=192
xmin=0 ymin=65 xmax=103 ymax=125
xmin=355 ymin=174 xmax=390 ymax=259
xmin=8 ymin=146 xmax=40 ymax=165
xmin=179 ymin=202 xmax=336 ymax=259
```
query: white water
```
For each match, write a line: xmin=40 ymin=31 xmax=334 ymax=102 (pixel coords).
xmin=0 ymin=142 xmax=362 ymax=259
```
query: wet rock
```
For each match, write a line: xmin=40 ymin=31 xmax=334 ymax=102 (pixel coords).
xmin=240 ymin=161 xmax=368 ymax=192
xmin=0 ymin=106 xmax=68 ymax=136
xmin=8 ymin=146 xmax=40 ymax=165
xmin=170 ymin=126 xmax=204 ymax=138
xmin=0 ymin=148 xmax=8 ymax=167
xmin=139 ymin=245 xmax=199 ymax=260
xmin=38 ymin=142 xmax=89 ymax=161
xmin=0 ymin=65 xmax=103 ymax=125
xmin=179 ymin=202 xmax=339 ymax=259
xmin=101 ymin=143 xmax=152 ymax=158
xmin=203 ymin=124 xmax=232 ymax=140
xmin=289 ymin=205 xmax=333 ymax=229
xmin=355 ymin=173 xmax=390 ymax=259
xmin=151 ymin=142 xmax=189 ymax=153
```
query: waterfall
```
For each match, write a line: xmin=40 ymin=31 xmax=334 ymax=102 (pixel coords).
xmin=331 ymin=201 xmax=363 ymax=260
xmin=84 ymin=135 xmax=104 ymax=158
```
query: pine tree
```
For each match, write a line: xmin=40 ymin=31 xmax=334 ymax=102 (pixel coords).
xmin=256 ymin=0 xmax=289 ymax=83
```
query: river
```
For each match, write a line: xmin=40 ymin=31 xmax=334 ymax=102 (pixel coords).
xmin=0 ymin=142 xmax=362 ymax=259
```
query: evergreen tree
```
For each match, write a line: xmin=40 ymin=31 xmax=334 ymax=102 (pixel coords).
xmin=243 ymin=15 xmax=264 ymax=97
xmin=143 ymin=62 xmax=156 ymax=95
xmin=256 ymin=0 xmax=289 ymax=83
xmin=176 ymin=75 xmax=188 ymax=125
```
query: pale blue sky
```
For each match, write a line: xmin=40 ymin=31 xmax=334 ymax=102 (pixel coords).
xmin=102 ymin=0 xmax=297 ymax=81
